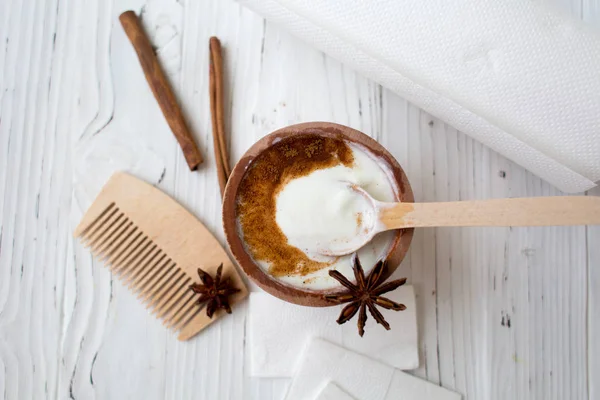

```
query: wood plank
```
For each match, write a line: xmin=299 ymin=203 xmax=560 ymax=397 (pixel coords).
xmin=0 ymin=0 xmax=597 ymax=398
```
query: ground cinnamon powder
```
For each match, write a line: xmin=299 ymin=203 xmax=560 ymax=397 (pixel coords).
xmin=236 ymin=135 xmax=354 ymax=277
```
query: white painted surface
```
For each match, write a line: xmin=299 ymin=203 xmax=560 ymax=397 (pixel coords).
xmin=0 ymin=0 xmax=598 ymax=399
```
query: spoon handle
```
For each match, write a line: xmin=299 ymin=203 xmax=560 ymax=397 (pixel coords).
xmin=378 ymin=196 xmax=600 ymax=229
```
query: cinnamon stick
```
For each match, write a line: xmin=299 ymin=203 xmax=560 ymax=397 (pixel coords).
xmin=209 ymin=37 xmax=231 ymax=197
xmin=119 ymin=11 xmax=203 ymax=171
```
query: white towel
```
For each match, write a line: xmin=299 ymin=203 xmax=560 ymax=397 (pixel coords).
xmin=237 ymin=0 xmax=600 ymax=193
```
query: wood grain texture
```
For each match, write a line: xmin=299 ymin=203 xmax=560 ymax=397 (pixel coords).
xmin=0 ymin=0 xmax=598 ymax=399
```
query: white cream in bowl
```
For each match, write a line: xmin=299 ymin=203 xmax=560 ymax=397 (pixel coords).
xmin=273 ymin=144 xmax=397 ymax=290
xmin=236 ymin=135 xmax=399 ymax=291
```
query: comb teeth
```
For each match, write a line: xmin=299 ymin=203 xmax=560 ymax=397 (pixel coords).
xmin=76 ymin=203 xmax=202 ymax=335
xmin=74 ymin=172 xmax=247 ymax=341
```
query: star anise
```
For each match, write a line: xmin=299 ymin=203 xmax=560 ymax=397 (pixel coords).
xmin=324 ymin=256 xmax=407 ymax=337
xmin=189 ymin=264 xmax=240 ymax=318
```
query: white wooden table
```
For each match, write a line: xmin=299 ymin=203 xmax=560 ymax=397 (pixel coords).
xmin=1 ymin=0 xmax=598 ymax=399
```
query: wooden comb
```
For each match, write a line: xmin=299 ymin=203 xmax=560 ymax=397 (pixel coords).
xmin=74 ymin=172 xmax=248 ymax=340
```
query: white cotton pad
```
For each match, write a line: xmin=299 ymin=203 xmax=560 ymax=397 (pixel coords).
xmin=285 ymin=338 xmax=461 ymax=400
xmin=237 ymin=0 xmax=600 ymax=193
xmin=248 ymin=286 xmax=418 ymax=377
xmin=385 ymin=369 xmax=463 ymax=400
xmin=314 ymin=382 xmax=356 ymax=400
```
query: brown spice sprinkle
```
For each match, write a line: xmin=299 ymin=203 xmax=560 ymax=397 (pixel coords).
xmin=236 ymin=134 xmax=354 ymax=277
xmin=355 ymin=212 xmax=363 ymax=230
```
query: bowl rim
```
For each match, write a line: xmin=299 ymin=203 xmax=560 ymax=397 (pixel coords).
xmin=222 ymin=122 xmax=414 ymax=307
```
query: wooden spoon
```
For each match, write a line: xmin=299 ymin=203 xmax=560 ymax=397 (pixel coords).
xmin=318 ymin=184 xmax=600 ymax=256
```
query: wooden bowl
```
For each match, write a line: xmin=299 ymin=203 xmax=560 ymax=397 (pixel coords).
xmin=222 ymin=122 xmax=414 ymax=306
